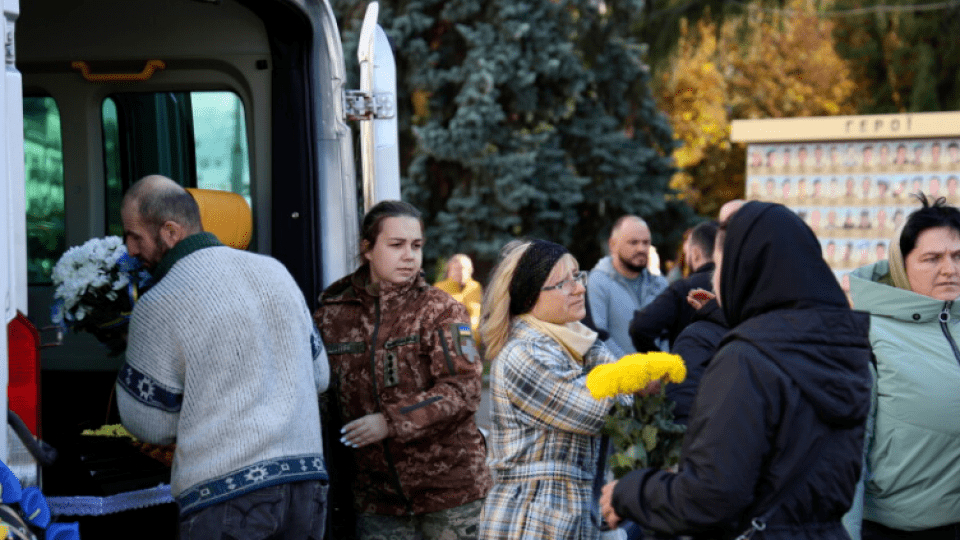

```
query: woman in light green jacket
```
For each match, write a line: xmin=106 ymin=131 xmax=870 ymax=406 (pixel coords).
xmin=848 ymin=194 xmax=960 ymax=539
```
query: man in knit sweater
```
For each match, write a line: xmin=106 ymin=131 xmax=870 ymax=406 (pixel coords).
xmin=115 ymin=175 xmax=330 ymax=539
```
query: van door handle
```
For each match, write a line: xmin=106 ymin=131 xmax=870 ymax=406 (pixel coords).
xmin=71 ymin=60 xmax=166 ymax=82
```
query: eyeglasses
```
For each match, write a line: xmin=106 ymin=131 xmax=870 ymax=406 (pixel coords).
xmin=541 ymin=271 xmax=587 ymax=293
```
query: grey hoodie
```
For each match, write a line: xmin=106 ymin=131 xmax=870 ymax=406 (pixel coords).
xmin=587 ymin=255 xmax=667 ymax=357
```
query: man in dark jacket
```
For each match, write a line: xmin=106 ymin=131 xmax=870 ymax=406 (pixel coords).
xmin=629 ymin=221 xmax=718 ymax=353
xmin=665 ymin=298 xmax=727 ymax=426
xmin=601 ymin=201 xmax=872 ymax=539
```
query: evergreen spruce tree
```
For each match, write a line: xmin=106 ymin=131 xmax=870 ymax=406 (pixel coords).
xmin=333 ymin=0 xmax=690 ymax=274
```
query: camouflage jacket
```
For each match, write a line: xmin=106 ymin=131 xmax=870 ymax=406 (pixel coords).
xmin=314 ymin=267 xmax=492 ymax=516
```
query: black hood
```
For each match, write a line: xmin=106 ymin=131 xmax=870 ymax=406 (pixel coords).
xmin=720 ymin=202 xmax=849 ymax=326
xmin=719 ymin=202 xmax=872 ymax=426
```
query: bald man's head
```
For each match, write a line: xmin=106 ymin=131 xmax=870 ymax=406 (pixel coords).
xmin=718 ymin=199 xmax=746 ymax=223
xmin=609 ymin=216 xmax=652 ymax=278
xmin=123 ymin=175 xmax=202 ymax=232
xmin=121 ymin=175 xmax=203 ymax=270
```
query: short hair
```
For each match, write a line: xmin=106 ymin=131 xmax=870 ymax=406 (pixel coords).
xmin=124 ymin=175 xmax=202 ymax=233
xmin=687 ymin=221 xmax=719 ymax=260
xmin=359 ymin=200 xmax=423 ymax=261
xmin=899 ymin=194 xmax=960 ymax=259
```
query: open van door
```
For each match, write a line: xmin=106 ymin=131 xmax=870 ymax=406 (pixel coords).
xmin=1 ymin=0 xmax=16 ymax=466
xmin=3 ymin=0 xmax=24 ymax=466
xmin=350 ymin=2 xmax=401 ymax=212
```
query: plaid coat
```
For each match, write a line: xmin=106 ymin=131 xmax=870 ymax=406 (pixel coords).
xmin=480 ymin=319 xmax=617 ymax=540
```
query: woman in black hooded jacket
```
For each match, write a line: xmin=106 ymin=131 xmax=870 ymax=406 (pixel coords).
xmin=600 ymin=201 xmax=873 ymax=539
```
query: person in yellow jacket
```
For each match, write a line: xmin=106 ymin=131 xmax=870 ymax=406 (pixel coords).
xmin=435 ymin=254 xmax=482 ymax=334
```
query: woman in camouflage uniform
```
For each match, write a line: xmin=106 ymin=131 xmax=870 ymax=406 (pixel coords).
xmin=478 ymin=239 xmax=620 ymax=540
xmin=314 ymin=201 xmax=491 ymax=540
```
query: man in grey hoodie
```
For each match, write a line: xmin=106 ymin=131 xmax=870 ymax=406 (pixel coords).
xmin=587 ymin=215 xmax=668 ymax=357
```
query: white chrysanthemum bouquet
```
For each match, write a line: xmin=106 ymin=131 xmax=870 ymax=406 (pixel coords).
xmin=50 ymin=236 xmax=152 ymax=355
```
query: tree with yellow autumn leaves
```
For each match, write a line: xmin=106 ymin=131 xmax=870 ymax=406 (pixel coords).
xmin=658 ymin=1 xmax=858 ymax=217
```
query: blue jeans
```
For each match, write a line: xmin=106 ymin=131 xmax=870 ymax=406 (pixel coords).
xmin=179 ymin=480 xmax=329 ymax=540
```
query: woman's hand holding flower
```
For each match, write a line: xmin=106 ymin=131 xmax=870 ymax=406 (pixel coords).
xmin=587 ymin=352 xmax=688 ymax=478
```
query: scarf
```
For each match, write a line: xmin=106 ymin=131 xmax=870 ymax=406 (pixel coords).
xmin=519 ymin=314 xmax=597 ymax=364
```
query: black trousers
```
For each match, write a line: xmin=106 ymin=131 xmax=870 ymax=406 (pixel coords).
xmin=863 ymin=520 xmax=960 ymax=540
xmin=178 ymin=480 xmax=329 ymax=540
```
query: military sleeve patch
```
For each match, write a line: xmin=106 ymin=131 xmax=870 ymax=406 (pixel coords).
xmin=449 ymin=323 xmax=481 ymax=364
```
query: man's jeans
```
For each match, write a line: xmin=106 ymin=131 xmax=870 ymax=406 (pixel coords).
xmin=179 ymin=479 xmax=329 ymax=540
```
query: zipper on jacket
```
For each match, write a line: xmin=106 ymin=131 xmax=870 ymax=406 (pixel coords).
xmin=370 ymin=297 xmax=415 ymax=515
xmin=939 ymin=301 xmax=960 ymax=366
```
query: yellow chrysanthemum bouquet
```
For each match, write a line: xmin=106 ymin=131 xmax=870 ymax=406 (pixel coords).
xmin=586 ymin=352 xmax=687 ymax=479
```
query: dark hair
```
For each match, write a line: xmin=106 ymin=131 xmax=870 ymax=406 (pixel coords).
xmin=899 ymin=193 xmax=960 ymax=259
xmin=359 ymin=200 xmax=423 ymax=260
xmin=688 ymin=221 xmax=719 ymax=261
xmin=125 ymin=175 xmax=202 ymax=233
xmin=142 ymin=191 xmax=201 ymax=231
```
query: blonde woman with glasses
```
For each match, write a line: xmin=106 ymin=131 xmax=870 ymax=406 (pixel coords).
xmin=478 ymin=239 xmax=623 ymax=540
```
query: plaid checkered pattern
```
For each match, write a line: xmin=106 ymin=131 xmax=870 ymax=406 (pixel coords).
xmin=480 ymin=319 xmax=617 ymax=540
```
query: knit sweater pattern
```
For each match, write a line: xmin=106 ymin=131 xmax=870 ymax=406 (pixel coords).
xmin=116 ymin=240 xmax=330 ymax=516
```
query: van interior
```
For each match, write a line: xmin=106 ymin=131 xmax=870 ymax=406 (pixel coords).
xmin=16 ymin=0 xmax=344 ymax=534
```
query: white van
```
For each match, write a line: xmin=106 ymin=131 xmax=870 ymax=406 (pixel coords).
xmin=1 ymin=0 xmax=398 ymax=534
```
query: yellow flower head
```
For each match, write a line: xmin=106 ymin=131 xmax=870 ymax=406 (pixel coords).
xmin=586 ymin=352 xmax=687 ymax=399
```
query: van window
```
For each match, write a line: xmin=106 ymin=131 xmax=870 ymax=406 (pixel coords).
xmin=192 ymin=92 xmax=251 ymax=200
xmin=23 ymin=96 xmax=65 ymax=285
xmin=103 ymin=98 xmax=123 ymax=237
xmin=103 ymin=91 xmax=251 ymax=237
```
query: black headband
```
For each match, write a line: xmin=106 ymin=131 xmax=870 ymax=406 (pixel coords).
xmin=509 ymin=240 xmax=569 ymax=316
